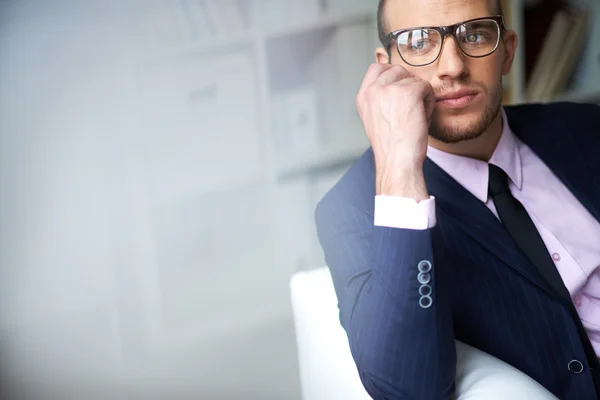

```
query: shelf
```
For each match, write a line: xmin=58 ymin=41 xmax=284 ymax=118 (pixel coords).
xmin=135 ymin=10 xmax=375 ymax=64
xmin=263 ymin=10 xmax=375 ymax=41
xmin=276 ymin=138 xmax=368 ymax=181
xmin=137 ymin=31 xmax=257 ymax=65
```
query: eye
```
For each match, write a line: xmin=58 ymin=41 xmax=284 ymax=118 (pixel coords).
xmin=397 ymin=29 xmax=439 ymax=55
xmin=465 ymin=33 xmax=482 ymax=43
xmin=407 ymin=39 xmax=435 ymax=52
xmin=411 ymin=41 xmax=426 ymax=50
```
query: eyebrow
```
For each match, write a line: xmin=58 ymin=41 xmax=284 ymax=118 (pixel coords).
xmin=467 ymin=21 xmax=497 ymax=29
xmin=390 ymin=16 xmax=500 ymax=34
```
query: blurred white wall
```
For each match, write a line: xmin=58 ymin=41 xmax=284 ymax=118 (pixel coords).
xmin=0 ymin=0 xmax=135 ymax=395
xmin=0 ymin=1 xmax=302 ymax=398
xmin=0 ymin=0 xmax=126 ymax=359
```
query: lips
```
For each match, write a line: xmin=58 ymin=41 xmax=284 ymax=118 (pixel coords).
xmin=434 ymin=88 xmax=480 ymax=109
xmin=435 ymin=89 xmax=479 ymax=102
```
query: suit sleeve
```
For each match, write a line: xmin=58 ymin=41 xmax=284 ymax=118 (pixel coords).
xmin=315 ymin=197 xmax=456 ymax=400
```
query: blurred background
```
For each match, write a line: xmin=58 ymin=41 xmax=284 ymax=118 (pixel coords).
xmin=0 ymin=0 xmax=598 ymax=399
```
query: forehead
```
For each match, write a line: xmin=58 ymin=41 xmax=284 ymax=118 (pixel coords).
xmin=385 ymin=0 xmax=497 ymax=30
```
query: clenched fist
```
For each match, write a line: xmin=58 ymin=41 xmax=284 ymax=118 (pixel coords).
xmin=356 ymin=63 xmax=435 ymax=200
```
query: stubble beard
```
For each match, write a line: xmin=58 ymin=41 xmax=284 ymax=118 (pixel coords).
xmin=429 ymin=80 xmax=504 ymax=144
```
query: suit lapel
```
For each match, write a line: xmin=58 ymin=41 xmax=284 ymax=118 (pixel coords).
xmin=423 ymin=158 xmax=558 ymax=298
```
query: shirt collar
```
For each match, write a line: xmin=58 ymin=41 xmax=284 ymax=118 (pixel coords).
xmin=426 ymin=108 xmax=523 ymax=203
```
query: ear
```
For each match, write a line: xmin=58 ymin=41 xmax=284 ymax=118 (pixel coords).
xmin=501 ymin=29 xmax=518 ymax=75
xmin=375 ymin=47 xmax=390 ymax=64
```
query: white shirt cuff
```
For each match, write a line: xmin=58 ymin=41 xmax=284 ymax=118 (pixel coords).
xmin=374 ymin=195 xmax=437 ymax=230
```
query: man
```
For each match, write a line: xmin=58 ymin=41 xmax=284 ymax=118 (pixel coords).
xmin=314 ymin=0 xmax=600 ymax=399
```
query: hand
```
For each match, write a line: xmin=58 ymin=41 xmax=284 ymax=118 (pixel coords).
xmin=356 ymin=63 xmax=435 ymax=199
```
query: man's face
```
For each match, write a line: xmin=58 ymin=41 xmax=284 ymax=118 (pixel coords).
xmin=376 ymin=0 xmax=517 ymax=144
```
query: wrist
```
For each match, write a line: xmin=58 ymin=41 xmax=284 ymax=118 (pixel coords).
xmin=376 ymin=162 xmax=429 ymax=201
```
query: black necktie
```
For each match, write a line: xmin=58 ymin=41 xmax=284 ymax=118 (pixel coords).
xmin=488 ymin=163 xmax=600 ymax=379
xmin=488 ymin=164 xmax=571 ymax=301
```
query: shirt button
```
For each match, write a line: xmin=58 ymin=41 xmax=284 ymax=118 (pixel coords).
xmin=552 ymin=253 xmax=561 ymax=262
xmin=574 ymin=295 xmax=582 ymax=307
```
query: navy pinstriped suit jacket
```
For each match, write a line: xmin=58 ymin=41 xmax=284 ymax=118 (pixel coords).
xmin=315 ymin=102 xmax=600 ymax=399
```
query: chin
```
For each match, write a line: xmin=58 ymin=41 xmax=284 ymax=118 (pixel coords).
xmin=429 ymin=124 xmax=484 ymax=144
xmin=430 ymin=103 xmax=501 ymax=144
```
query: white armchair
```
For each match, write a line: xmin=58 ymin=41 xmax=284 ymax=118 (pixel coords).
xmin=290 ymin=267 xmax=558 ymax=400
xmin=291 ymin=267 xmax=370 ymax=400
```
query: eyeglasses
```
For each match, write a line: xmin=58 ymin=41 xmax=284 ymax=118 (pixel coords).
xmin=383 ymin=16 xmax=506 ymax=67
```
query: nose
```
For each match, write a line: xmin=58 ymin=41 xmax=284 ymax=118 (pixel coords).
xmin=435 ymin=35 xmax=469 ymax=80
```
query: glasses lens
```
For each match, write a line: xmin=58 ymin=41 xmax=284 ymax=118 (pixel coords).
xmin=397 ymin=29 xmax=442 ymax=66
xmin=455 ymin=20 xmax=500 ymax=57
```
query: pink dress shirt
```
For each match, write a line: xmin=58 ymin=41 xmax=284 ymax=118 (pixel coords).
xmin=374 ymin=109 xmax=600 ymax=356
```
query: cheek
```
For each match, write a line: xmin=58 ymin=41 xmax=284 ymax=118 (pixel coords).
xmin=406 ymin=68 xmax=434 ymax=82
xmin=405 ymin=65 xmax=437 ymax=83
xmin=467 ymin=58 xmax=504 ymax=91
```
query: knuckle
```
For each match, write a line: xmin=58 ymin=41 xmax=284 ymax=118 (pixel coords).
xmin=381 ymin=84 xmax=394 ymax=95
xmin=367 ymin=63 xmax=378 ymax=74
xmin=369 ymin=62 xmax=387 ymax=75
xmin=364 ymin=83 xmax=379 ymax=100
xmin=391 ymin=65 xmax=408 ymax=77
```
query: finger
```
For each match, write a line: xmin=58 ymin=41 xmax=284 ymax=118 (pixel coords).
xmin=417 ymin=80 xmax=435 ymax=102
xmin=389 ymin=76 xmax=422 ymax=87
xmin=359 ymin=63 xmax=394 ymax=92
xmin=390 ymin=78 xmax=433 ymax=98
xmin=425 ymin=91 xmax=436 ymax=122
xmin=410 ymin=80 xmax=436 ymax=120
xmin=375 ymin=65 xmax=412 ymax=86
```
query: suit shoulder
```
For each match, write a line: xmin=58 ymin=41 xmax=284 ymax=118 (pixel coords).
xmin=315 ymin=147 xmax=376 ymax=224
xmin=505 ymin=101 xmax=600 ymax=143
xmin=505 ymin=101 xmax=599 ymax=123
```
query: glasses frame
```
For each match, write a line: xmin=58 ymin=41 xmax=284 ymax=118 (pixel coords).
xmin=383 ymin=15 xmax=506 ymax=66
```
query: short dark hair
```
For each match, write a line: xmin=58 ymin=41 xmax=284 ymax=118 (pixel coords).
xmin=377 ymin=0 xmax=504 ymax=46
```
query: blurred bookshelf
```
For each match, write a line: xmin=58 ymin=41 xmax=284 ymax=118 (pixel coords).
xmin=263 ymin=9 xmax=374 ymax=40
xmin=122 ymin=0 xmax=378 ymax=355
xmin=502 ymin=0 xmax=600 ymax=105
